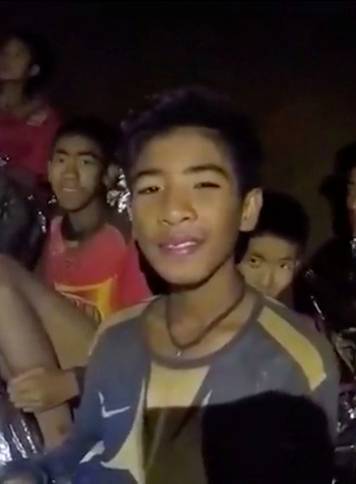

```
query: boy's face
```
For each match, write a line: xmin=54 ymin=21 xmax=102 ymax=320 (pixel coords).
xmin=130 ymin=126 xmax=261 ymax=286
xmin=48 ymin=134 xmax=105 ymax=212
xmin=239 ymin=233 xmax=299 ymax=298
xmin=0 ymin=37 xmax=34 ymax=82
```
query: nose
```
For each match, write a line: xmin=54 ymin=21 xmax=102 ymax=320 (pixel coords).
xmin=62 ymin=159 xmax=79 ymax=180
xmin=259 ymin=268 xmax=275 ymax=294
xmin=160 ymin=187 xmax=196 ymax=226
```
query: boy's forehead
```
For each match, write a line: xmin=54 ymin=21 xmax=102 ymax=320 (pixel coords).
xmin=54 ymin=134 xmax=103 ymax=157
xmin=132 ymin=126 xmax=234 ymax=174
xmin=248 ymin=233 xmax=299 ymax=258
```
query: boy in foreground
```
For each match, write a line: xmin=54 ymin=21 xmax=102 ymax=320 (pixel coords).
xmin=4 ymin=87 xmax=339 ymax=483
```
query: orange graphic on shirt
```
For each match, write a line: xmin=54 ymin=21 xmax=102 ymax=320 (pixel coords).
xmin=55 ymin=278 xmax=116 ymax=323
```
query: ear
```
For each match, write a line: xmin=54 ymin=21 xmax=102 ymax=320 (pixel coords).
xmin=29 ymin=63 xmax=40 ymax=78
xmin=240 ymin=188 xmax=263 ymax=232
xmin=103 ymin=163 xmax=120 ymax=189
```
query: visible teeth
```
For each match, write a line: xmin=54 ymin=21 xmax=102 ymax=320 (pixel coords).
xmin=168 ymin=241 xmax=197 ymax=249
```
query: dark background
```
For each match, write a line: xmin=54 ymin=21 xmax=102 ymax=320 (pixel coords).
xmin=2 ymin=1 xmax=356 ymax=251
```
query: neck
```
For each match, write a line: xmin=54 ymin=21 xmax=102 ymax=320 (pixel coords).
xmin=0 ymin=80 xmax=26 ymax=112
xmin=168 ymin=258 xmax=244 ymax=324
xmin=66 ymin=198 xmax=106 ymax=239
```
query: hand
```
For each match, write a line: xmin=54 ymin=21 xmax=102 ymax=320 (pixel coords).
xmin=8 ymin=367 xmax=79 ymax=412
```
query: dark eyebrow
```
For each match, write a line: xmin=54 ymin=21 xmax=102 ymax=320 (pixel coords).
xmin=132 ymin=164 xmax=229 ymax=184
xmin=77 ymin=151 xmax=100 ymax=159
xmin=184 ymin=164 xmax=229 ymax=179
xmin=54 ymin=149 xmax=68 ymax=156
xmin=54 ymin=149 xmax=100 ymax=160
xmin=249 ymin=252 xmax=265 ymax=261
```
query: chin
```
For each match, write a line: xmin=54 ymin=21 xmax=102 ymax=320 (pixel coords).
xmin=58 ymin=203 xmax=82 ymax=212
xmin=152 ymin=264 xmax=212 ymax=289
xmin=56 ymin=197 xmax=88 ymax=212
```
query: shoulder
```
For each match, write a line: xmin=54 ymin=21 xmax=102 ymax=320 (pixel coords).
xmin=257 ymin=297 xmax=337 ymax=391
xmin=49 ymin=215 xmax=62 ymax=231
xmin=91 ymin=297 xmax=155 ymax=353
xmin=46 ymin=216 xmax=63 ymax=243
xmin=26 ymin=102 xmax=60 ymax=128
xmin=105 ymin=209 xmax=132 ymax=243
xmin=88 ymin=302 xmax=151 ymax=387
xmin=95 ymin=209 xmax=132 ymax=248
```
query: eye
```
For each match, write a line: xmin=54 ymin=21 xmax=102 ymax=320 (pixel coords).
xmin=194 ymin=181 xmax=221 ymax=189
xmin=137 ymin=186 xmax=160 ymax=195
xmin=280 ymin=262 xmax=293 ymax=270
xmin=80 ymin=158 xmax=97 ymax=166
xmin=248 ymin=256 xmax=261 ymax=268
xmin=53 ymin=156 xmax=66 ymax=164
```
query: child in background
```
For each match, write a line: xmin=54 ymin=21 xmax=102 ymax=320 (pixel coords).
xmin=40 ymin=116 xmax=149 ymax=321
xmin=0 ymin=117 xmax=149 ymax=449
xmin=0 ymin=29 xmax=59 ymax=189
xmin=238 ymin=190 xmax=309 ymax=300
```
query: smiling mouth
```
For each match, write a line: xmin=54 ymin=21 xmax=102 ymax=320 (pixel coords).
xmin=61 ymin=186 xmax=81 ymax=193
xmin=158 ymin=238 xmax=204 ymax=256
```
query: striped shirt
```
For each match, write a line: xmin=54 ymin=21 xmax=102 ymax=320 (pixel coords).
xmin=16 ymin=294 xmax=338 ymax=483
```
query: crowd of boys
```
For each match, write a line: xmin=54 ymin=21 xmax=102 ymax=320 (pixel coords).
xmin=2 ymin=31 xmax=356 ymax=484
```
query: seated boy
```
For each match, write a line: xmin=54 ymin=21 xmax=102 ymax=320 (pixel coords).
xmin=2 ymin=87 xmax=338 ymax=484
xmin=0 ymin=117 xmax=149 ymax=449
xmin=238 ymin=190 xmax=309 ymax=300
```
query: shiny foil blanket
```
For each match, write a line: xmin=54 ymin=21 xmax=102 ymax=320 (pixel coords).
xmin=0 ymin=380 xmax=42 ymax=466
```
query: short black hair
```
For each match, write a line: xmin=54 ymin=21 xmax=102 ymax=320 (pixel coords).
xmin=203 ymin=392 xmax=334 ymax=484
xmin=255 ymin=191 xmax=309 ymax=250
xmin=121 ymin=86 xmax=263 ymax=195
xmin=1 ymin=29 xmax=54 ymax=96
xmin=53 ymin=116 xmax=119 ymax=165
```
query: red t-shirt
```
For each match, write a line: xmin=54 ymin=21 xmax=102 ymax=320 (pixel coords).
xmin=0 ymin=105 xmax=60 ymax=178
xmin=41 ymin=216 xmax=150 ymax=323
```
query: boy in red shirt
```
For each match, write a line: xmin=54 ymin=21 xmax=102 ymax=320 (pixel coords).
xmin=40 ymin=118 xmax=149 ymax=321
xmin=0 ymin=30 xmax=60 ymax=187
xmin=0 ymin=117 xmax=149 ymax=449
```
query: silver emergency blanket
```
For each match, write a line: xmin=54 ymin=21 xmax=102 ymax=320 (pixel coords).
xmin=0 ymin=380 xmax=42 ymax=467
xmin=106 ymin=168 xmax=131 ymax=219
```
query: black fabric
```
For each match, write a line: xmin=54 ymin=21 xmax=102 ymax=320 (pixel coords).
xmin=0 ymin=174 xmax=47 ymax=269
xmin=294 ymin=237 xmax=356 ymax=332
